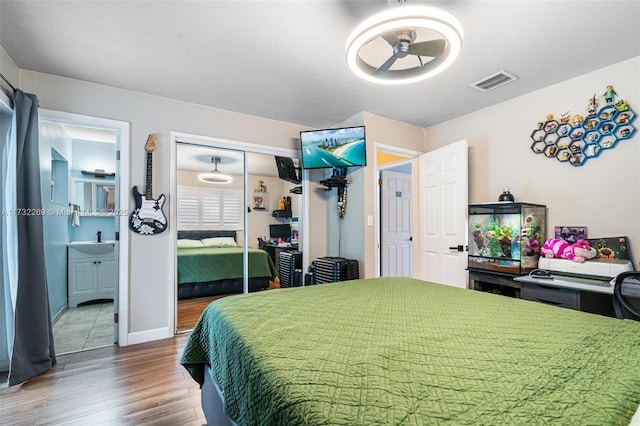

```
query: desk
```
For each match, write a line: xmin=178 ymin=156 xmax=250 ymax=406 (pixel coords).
xmin=514 ymin=274 xmax=615 ymax=317
xmin=470 ymin=269 xmax=615 ymax=317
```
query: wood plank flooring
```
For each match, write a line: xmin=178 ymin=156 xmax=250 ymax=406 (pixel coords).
xmin=0 ymin=294 xmax=240 ymax=424
xmin=176 ymin=294 xmax=235 ymax=333
xmin=0 ymin=335 xmax=204 ymax=425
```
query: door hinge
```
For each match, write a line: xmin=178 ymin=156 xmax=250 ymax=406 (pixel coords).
xmin=114 ymin=313 xmax=119 ymax=323
xmin=115 ymin=231 xmax=119 ymax=241
xmin=116 ymin=150 xmax=120 ymax=161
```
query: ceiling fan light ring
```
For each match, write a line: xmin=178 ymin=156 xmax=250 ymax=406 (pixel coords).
xmin=345 ymin=6 xmax=463 ymax=85
xmin=197 ymin=156 xmax=234 ymax=184
xmin=197 ymin=172 xmax=233 ymax=184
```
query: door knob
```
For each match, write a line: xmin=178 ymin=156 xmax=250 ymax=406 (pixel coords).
xmin=449 ymin=245 xmax=464 ymax=252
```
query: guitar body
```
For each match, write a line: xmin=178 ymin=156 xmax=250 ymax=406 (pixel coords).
xmin=129 ymin=185 xmax=167 ymax=234
xmin=129 ymin=133 xmax=167 ymax=235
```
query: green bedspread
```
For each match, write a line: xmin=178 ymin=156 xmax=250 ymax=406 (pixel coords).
xmin=177 ymin=246 xmax=277 ymax=284
xmin=181 ymin=277 xmax=640 ymax=425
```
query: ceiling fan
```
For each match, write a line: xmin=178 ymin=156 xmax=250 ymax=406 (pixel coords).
xmin=345 ymin=2 xmax=463 ymax=84
xmin=198 ymin=156 xmax=233 ymax=184
xmin=375 ymin=29 xmax=446 ymax=72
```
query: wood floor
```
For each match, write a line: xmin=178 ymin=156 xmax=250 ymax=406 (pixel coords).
xmin=0 ymin=295 xmax=238 ymax=425
xmin=0 ymin=335 xmax=204 ymax=425
xmin=177 ymin=294 xmax=234 ymax=333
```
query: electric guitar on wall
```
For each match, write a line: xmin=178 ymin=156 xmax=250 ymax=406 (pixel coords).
xmin=129 ymin=133 xmax=167 ymax=235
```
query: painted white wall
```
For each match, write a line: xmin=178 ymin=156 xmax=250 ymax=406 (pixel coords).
xmin=0 ymin=44 xmax=18 ymax=97
xmin=16 ymin=70 xmax=309 ymax=342
xmin=361 ymin=113 xmax=425 ymax=278
xmin=425 ymin=57 xmax=640 ymax=267
xmin=316 ymin=112 xmax=424 ymax=278
xmin=4 ymin=44 xmax=637 ymax=344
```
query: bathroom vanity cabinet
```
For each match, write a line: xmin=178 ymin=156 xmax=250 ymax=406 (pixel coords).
xmin=68 ymin=245 xmax=116 ymax=307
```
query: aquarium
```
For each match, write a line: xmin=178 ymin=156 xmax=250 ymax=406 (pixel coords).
xmin=468 ymin=202 xmax=546 ymax=275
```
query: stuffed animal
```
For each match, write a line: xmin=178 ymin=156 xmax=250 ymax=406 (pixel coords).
xmin=521 ymin=236 xmax=540 ymax=256
xmin=541 ymin=238 xmax=597 ymax=263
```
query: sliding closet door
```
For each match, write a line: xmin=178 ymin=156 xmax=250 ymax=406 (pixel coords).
xmin=175 ymin=143 xmax=247 ymax=332
xmin=246 ymin=152 xmax=284 ymax=292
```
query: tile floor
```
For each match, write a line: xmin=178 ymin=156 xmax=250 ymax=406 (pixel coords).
xmin=53 ymin=301 xmax=115 ymax=354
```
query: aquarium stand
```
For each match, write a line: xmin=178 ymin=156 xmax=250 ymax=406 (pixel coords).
xmin=468 ymin=269 xmax=523 ymax=298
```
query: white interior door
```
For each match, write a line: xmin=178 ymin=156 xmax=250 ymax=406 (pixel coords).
xmin=381 ymin=170 xmax=412 ymax=277
xmin=418 ymin=140 xmax=468 ymax=288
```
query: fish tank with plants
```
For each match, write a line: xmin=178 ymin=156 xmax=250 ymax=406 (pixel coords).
xmin=468 ymin=202 xmax=546 ymax=275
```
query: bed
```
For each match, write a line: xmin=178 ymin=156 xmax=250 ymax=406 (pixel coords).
xmin=177 ymin=230 xmax=276 ymax=300
xmin=181 ymin=277 xmax=640 ymax=425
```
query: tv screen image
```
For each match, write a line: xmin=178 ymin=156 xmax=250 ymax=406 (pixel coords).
xmin=300 ymin=126 xmax=366 ymax=169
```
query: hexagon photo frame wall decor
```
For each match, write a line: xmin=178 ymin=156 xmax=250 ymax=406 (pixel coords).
xmin=529 ymin=86 xmax=636 ymax=167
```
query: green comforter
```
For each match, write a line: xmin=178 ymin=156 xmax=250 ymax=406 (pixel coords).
xmin=177 ymin=246 xmax=277 ymax=284
xmin=181 ymin=277 xmax=640 ymax=425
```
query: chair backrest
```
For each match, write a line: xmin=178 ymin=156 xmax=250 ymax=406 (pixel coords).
xmin=613 ymin=271 xmax=640 ymax=320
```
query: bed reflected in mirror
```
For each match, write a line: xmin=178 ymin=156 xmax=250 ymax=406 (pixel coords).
xmin=175 ymin=145 xmax=247 ymax=332
xmin=175 ymin=144 xmax=303 ymax=332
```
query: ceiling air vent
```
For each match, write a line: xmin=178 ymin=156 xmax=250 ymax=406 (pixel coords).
xmin=470 ymin=70 xmax=518 ymax=92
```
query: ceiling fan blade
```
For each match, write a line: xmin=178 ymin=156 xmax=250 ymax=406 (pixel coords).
xmin=408 ymin=39 xmax=446 ymax=57
xmin=380 ymin=31 xmax=399 ymax=47
xmin=376 ymin=52 xmax=400 ymax=73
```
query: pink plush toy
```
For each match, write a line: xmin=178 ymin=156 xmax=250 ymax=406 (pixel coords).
xmin=541 ymin=238 xmax=597 ymax=263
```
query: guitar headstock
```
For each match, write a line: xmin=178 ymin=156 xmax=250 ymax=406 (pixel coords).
xmin=144 ymin=133 xmax=158 ymax=153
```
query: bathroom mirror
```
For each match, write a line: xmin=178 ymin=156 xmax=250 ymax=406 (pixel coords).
xmin=71 ymin=178 xmax=116 ymax=215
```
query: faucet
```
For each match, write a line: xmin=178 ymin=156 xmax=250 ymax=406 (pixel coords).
xmin=97 ymin=231 xmax=102 ymax=243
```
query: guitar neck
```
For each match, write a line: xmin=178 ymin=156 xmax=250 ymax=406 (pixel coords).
xmin=145 ymin=151 xmax=153 ymax=199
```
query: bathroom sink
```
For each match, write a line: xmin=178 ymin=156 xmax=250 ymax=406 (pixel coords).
xmin=67 ymin=241 xmax=115 ymax=255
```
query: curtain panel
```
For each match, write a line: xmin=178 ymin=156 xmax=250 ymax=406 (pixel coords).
xmin=8 ymin=89 xmax=56 ymax=386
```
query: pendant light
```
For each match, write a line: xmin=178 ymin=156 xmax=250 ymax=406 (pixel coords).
xmin=198 ymin=156 xmax=233 ymax=184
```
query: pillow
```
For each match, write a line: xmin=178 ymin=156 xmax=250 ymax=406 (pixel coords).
xmin=177 ymin=239 xmax=205 ymax=248
xmin=201 ymin=237 xmax=238 ymax=248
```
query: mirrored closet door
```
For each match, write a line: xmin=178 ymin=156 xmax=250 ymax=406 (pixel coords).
xmin=175 ymin=144 xmax=247 ymax=332
xmin=174 ymin=138 xmax=303 ymax=333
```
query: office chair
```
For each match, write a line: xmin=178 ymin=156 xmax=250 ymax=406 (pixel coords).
xmin=613 ymin=271 xmax=640 ymax=321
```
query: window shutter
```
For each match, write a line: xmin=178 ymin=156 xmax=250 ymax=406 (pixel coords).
xmin=202 ymin=192 xmax=221 ymax=225
xmin=177 ymin=186 xmax=242 ymax=228
xmin=222 ymin=191 xmax=242 ymax=226
xmin=177 ymin=190 xmax=199 ymax=227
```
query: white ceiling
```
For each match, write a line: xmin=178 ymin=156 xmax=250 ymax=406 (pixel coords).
xmin=1 ymin=1 xmax=639 ymax=131
xmin=176 ymin=143 xmax=283 ymax=176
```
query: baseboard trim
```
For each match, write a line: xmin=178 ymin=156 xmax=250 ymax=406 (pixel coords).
xmin=125 ymin=327 xmax=173 ymax=346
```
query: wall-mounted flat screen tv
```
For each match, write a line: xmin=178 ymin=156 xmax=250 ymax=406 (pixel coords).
xmin=300 ymin=126 xmax=366 ymax=169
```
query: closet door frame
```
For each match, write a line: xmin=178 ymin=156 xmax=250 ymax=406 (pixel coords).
xmin=169 ymin=131 xmax=301 ymax=335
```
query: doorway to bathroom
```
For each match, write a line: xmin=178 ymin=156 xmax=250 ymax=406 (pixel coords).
xmin=39 ymin=109 xmax=130 ymax=354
